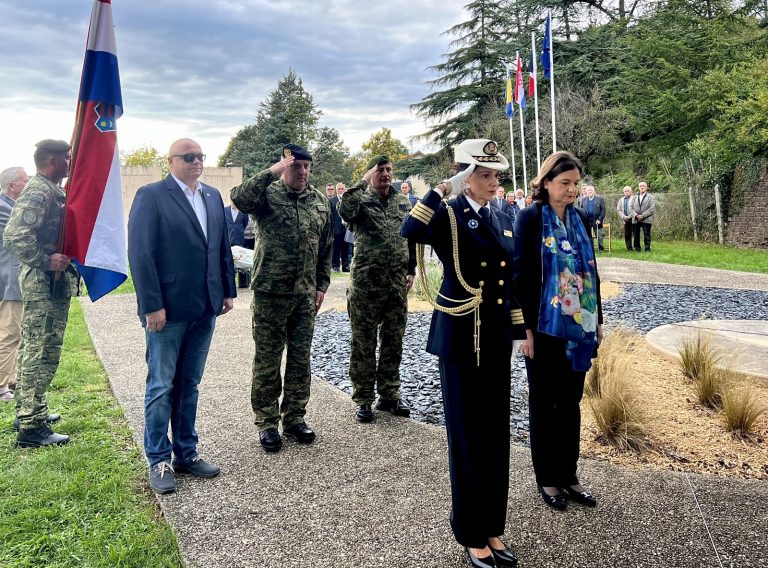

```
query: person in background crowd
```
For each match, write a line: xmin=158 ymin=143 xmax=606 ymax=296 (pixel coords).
xmin=328 ymin=183 xmax=350 ymax=272
xmin=515 ymin=189 xmax=525 ymax=210
xmin=401 ymin=181 xmax=418 ymax=207
xmin=630 ymin=181 xmax=655 ymax=252
xmin=513 ymin=151 xmax=603 ymax=514
xmin=505 ymin=191 xmax=520 ymax=222
xmin=225 ymin=201 xmax=250 ymax=288
xmin=581 ymin=185 xmax=606 ymax=252
xmin=524 ymin=194 xmax=533 ymax=207
xmin=616 ymin=186 xmax=634 ymax=251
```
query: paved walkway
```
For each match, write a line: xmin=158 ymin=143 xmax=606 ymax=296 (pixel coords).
xmin=81 ymin=260 xmax=768 ymax=568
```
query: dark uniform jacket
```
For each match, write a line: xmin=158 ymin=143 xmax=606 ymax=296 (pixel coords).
xmin=512 ymin=203 xmax=603 ymax=333
xmin=401 ymin=190 xmax=526 ymax=361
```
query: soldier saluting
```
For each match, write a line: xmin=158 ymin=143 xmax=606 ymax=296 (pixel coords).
xmin=4 ymin=139 xmax=78 ymax=448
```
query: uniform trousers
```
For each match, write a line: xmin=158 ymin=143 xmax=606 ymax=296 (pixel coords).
xmin=0 ymin=300 xmax=22 ymax=392
xmin=347 ymin=284 xmax=407 ymax=405
xmin=251 ymin=292 xmax=316 ymax=430
xmin=524 ymin=332 xmax=587 ymax=487
xmin=439 ymin=353 xmax=511 ymax=548
xmin=14 ymin=297 xmax=71 ymax=429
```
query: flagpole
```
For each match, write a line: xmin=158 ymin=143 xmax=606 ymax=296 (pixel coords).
xmin=516 ymin=52 xmax=529 ymax=196
xmin=531 ymin=31 xmax=542 ymax=174
xmin=548 ymin=6 xmax=557 ymax=152
xmin=505 ymin=63 xmax=518 ymax=193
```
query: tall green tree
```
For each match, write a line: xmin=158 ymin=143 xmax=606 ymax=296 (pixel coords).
xmin=348 ymin=128 xmax=409 ymax=181
xmin=219 ymin=69 xmax=321 ymax=176
xmin=309 ymin=127 xmax=352 ymax=186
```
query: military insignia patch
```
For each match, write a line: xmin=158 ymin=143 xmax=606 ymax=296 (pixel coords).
xmin=94 ymin=103 xmax=117 ymax=133
xmin=504 ymin=229 xmax=513 ymax=237
xmin=483 ymin=141 xmax=498 ymax=155
xmin=283 ymin=148 xmax=293 ymax=158
xmin=468 ymin=219 xmax=479 ymax=229
xmin=22 ymin=210 xmax=37 ymax=225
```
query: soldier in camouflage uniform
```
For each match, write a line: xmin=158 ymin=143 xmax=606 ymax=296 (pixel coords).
xmin=339 ymin=155 xmax=416 ymax=423
xmin=4 ymin=140 xmax=78 ymax=448
xmin=231 ymin=144 xmax=332 ymax=452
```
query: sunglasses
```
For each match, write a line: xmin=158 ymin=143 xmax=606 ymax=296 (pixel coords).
xmin=172 ymin=153 xmax=206 ymax=163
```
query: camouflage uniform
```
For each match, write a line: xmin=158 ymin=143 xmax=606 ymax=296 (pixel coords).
xmin=339 ymin=180 xmax=416 ymax=405
xmin=231 ymin=169 xmax=332 ymax=430
xmin=3 ymin=174 xmax=78 ymax=429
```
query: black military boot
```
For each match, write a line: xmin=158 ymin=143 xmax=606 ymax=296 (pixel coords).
xmin=375 ymin=398 xmax=411 ymax=417
xmin=355 ymin=404 xmax=374 ymax=423
xmin=13 ymin=413 xmax=61 ymax=432
xmin=16 ymin=425 xmax=69 ymax=448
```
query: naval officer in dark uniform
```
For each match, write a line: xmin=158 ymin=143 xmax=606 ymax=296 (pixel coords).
xmin=401 ymin=139 xmax=524 ymax=568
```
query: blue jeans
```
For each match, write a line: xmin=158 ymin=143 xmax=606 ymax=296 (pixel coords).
xmin=143 ymin=314 xmax=215 ymax=467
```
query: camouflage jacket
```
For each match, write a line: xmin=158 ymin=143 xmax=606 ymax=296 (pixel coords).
xmin=339 ymin=180 xmax=416 ymax=291
xmin=231 ymin=169 xmax=332 ymax=295
xmin=3 ymin=174 xmax=78 ymax=300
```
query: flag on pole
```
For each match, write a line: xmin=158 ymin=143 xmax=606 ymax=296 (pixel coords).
xmin=514 ymin=53 xmax=526 ymax=110
xmin=64 ymin=0 xmax=127 ymax=301
xmin=505 ymin=74 xmax=514 ymax=118
xmin=527 ymin=53 xmax=535 ymax=98
xmin=541 ymin=12 xmax=552 ymax=80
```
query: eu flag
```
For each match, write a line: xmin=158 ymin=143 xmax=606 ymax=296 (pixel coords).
xmin=541 ymin=12 xmax=551 ymax=80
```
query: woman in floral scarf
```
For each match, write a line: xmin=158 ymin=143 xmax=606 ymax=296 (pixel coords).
xmin=512 ymin=151 xmax=603 ymax=511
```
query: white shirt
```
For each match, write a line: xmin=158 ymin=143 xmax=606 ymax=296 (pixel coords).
xmin=430 ymin=188 xmax=491 ymax=216
xmin=172 ymin=174 xmax=208 ymax=240
xmin=230 ymin=206 xmax=239 ymax=222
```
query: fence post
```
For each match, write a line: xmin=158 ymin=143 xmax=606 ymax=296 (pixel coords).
xmin=687 ymin=186 xmax=698 ymax=241
xmin=714 ymin=183 xmax=724 ymax=245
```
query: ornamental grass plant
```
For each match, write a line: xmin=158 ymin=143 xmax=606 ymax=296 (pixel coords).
xmin=677 ymin=331 xmax=721 ymax=382
xmin=722 ymin=380 xmax=768 ymax=440
xmin=586 ymin=327 xmax=649 ymax=451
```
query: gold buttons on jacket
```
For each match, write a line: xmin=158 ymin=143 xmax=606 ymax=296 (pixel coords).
xmin=479 ymin=281 xmax=485 ymax=287
xmin=500 ymin=261 xmax=506 ymax=267
xmin=498 ymin=280 xmax=504 ymax=286
xmin=497 ymin=299 xmax=503 ymax=305
xmin=480 ymin=261 xmax=487 ymax=267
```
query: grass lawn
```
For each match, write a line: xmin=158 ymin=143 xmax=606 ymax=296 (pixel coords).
xmin=602 ymin=239 xmax=768 ymax=274
xmin=0 ymin=301 xmax=181 ymax=568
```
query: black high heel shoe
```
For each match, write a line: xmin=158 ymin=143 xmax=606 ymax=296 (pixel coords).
xmin=465 ymin=547 xmax=497 ymax=568
xmin=564 ymin=485 xmax=597 ymax=507
xmin=489 ymin=541 xmax=518 ymax=567
xmin=538 ymin=485 xmax=567 ymax=510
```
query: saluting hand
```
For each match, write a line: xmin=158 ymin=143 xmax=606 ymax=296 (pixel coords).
xmin=269 ymin=155 xmax=295 ymax=177
xmin=362 ymin=165 xmax=378 ymax=184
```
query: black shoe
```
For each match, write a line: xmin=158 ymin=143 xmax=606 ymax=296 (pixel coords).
xmin=598 ymin=247 xmax=605 ymax=252
xmin=13 ymin=413 xmax=61 ymax=432
xmin=16 ymin=425 xmax=69 ymax=448
xmin=283 ymin=422 xmax=316 ymax=444
xmin=489 ymin=542 xmax=518 ymax=567
xmin=466 ymin=547 xmax=497 ymax=568
xmin=259 ymin=427 xmax=282 ymax=452
xmin=149 ymin=462 xmax=176 ymax=494
xmin=538 ymin=486 xmax=567 ymax=511
xmin=564 ymin=485 xmax=597 ymax=507
xmin=332 ymin=266 xmax=340 ymax=272
xmin=172 ymin=457 xmax=221 ymax=478
xmin=341 ymin=267 xmax=350 ymax=272
xmin=375 ymin=398 xmax=411 ymax=417
xmin=355 ymin=404 xmax=374 ymax=423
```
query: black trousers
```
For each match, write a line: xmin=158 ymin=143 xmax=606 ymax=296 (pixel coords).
xmin=632 ymin=222 xmax=652 ymax=251
xmin=623 ymin=221 xmax=633 ymax=251
xmin=439 ymin=354 xmax=511 ymax=548
xmin=331 ymin=233 xmax=349 ymax=270
xmin=524 ymin=332 xmax=586 ymax=488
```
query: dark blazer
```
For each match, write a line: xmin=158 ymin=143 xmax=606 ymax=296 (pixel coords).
xmin=224 ymin=206 xmax=249 ymax=246
xmin=579 ymin=196 xmax=606 ymax=223
xmin=512 ymin=203 xmax=603 ymax=332
xmin=402 ymin=191 xmax=525 ymax=361
xmin=407 ymin=193 xmax=418 ymax=207
xmin=328 ymin=195 xmax=346 ymax=237
xmin=128 ymin=175 xmax=236 ymax=324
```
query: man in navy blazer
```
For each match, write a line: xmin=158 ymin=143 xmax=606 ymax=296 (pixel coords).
xmin=128 ymin=138 xmax=236 ymax=495
xmin=224 ymin=203 xmax=248 ymax=246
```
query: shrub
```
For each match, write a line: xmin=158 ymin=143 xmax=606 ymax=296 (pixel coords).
xmin=722 ymin=381 xmax=767 ymax=440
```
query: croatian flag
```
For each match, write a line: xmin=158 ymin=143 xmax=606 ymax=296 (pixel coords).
xmin=64 ymin=0 xmax=127 ymax=301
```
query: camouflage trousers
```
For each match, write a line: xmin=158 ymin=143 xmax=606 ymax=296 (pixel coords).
xmin=14 ymin=297 xmax=71 ymax=429
xmin=251 ymin=292 xmax=316 ymax=431
xmin=347 ymin=285 xmax=408 ymax=405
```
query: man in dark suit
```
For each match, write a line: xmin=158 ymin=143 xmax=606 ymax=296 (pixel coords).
xmin=128 ymin=138 xmax=236 ymax=494
xmin=224 ymin=203 xmax=248 ymax=246
xmin=400 ymin=181 xmax=418 ymax=207
xmin=327 ymin=183 xmax=349 ymax=272
xmin=580 ymin=185 xmax=606 ymax=251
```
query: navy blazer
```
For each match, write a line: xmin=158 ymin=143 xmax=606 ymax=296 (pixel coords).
xmin=128 ymin=175 xmax=236 ymax=324
xmin=224 ymin=206 xmax=249 ymax=246
xmin=402 ymin=191 xmax=526 ymax=361
xmin=328 ymin=195 xmax=346 ymax=237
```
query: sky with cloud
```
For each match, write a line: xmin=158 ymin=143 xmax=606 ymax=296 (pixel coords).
xmin=0 ymin=0 xmax=467 ymax=173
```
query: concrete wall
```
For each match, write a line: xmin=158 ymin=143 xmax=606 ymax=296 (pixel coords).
xmin=727 ymin=168 xmax=768 ymax=249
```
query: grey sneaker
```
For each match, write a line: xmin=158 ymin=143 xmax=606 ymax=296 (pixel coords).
xmin=172 ymin=457 xmax=220 ymax=478
xmin=16 ymin=425 xmax=69 ymax=448
xmin=149 ymin=462 xmax=176 ymax=494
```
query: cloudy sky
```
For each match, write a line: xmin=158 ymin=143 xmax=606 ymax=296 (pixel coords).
xmin=0 ymin=0 xmax=468 ymax=173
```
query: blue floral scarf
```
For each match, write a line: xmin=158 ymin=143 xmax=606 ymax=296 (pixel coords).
xmin=538 ymin=204 xmax=599 ymax=372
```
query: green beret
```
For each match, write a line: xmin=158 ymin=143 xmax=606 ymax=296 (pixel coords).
xmin=35 ymin=139 xmax=71 ymax=154
xmin=366 ymin=154 xmax=391 ymax=169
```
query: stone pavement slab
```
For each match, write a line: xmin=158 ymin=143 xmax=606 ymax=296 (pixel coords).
xmin=82 ymin=291 xmax=768 ymax=568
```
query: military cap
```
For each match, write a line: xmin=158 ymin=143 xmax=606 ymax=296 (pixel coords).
xmin=282 ymin=143 xmax=312 ymax=162
xmin=35 ymin=139 xmax=71 ymax=154
xmin=366 ymin=154 xmax=391 ymax=169
xmin=454 ymin=139 xmax=509 ymax=171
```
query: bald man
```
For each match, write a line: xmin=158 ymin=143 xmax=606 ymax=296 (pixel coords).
xmin=128 ymin=138 xmax=236 ymax=494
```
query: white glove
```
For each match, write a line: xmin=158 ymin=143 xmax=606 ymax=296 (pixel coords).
xmin=442 ymin=164 xmax=476 ymax=197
